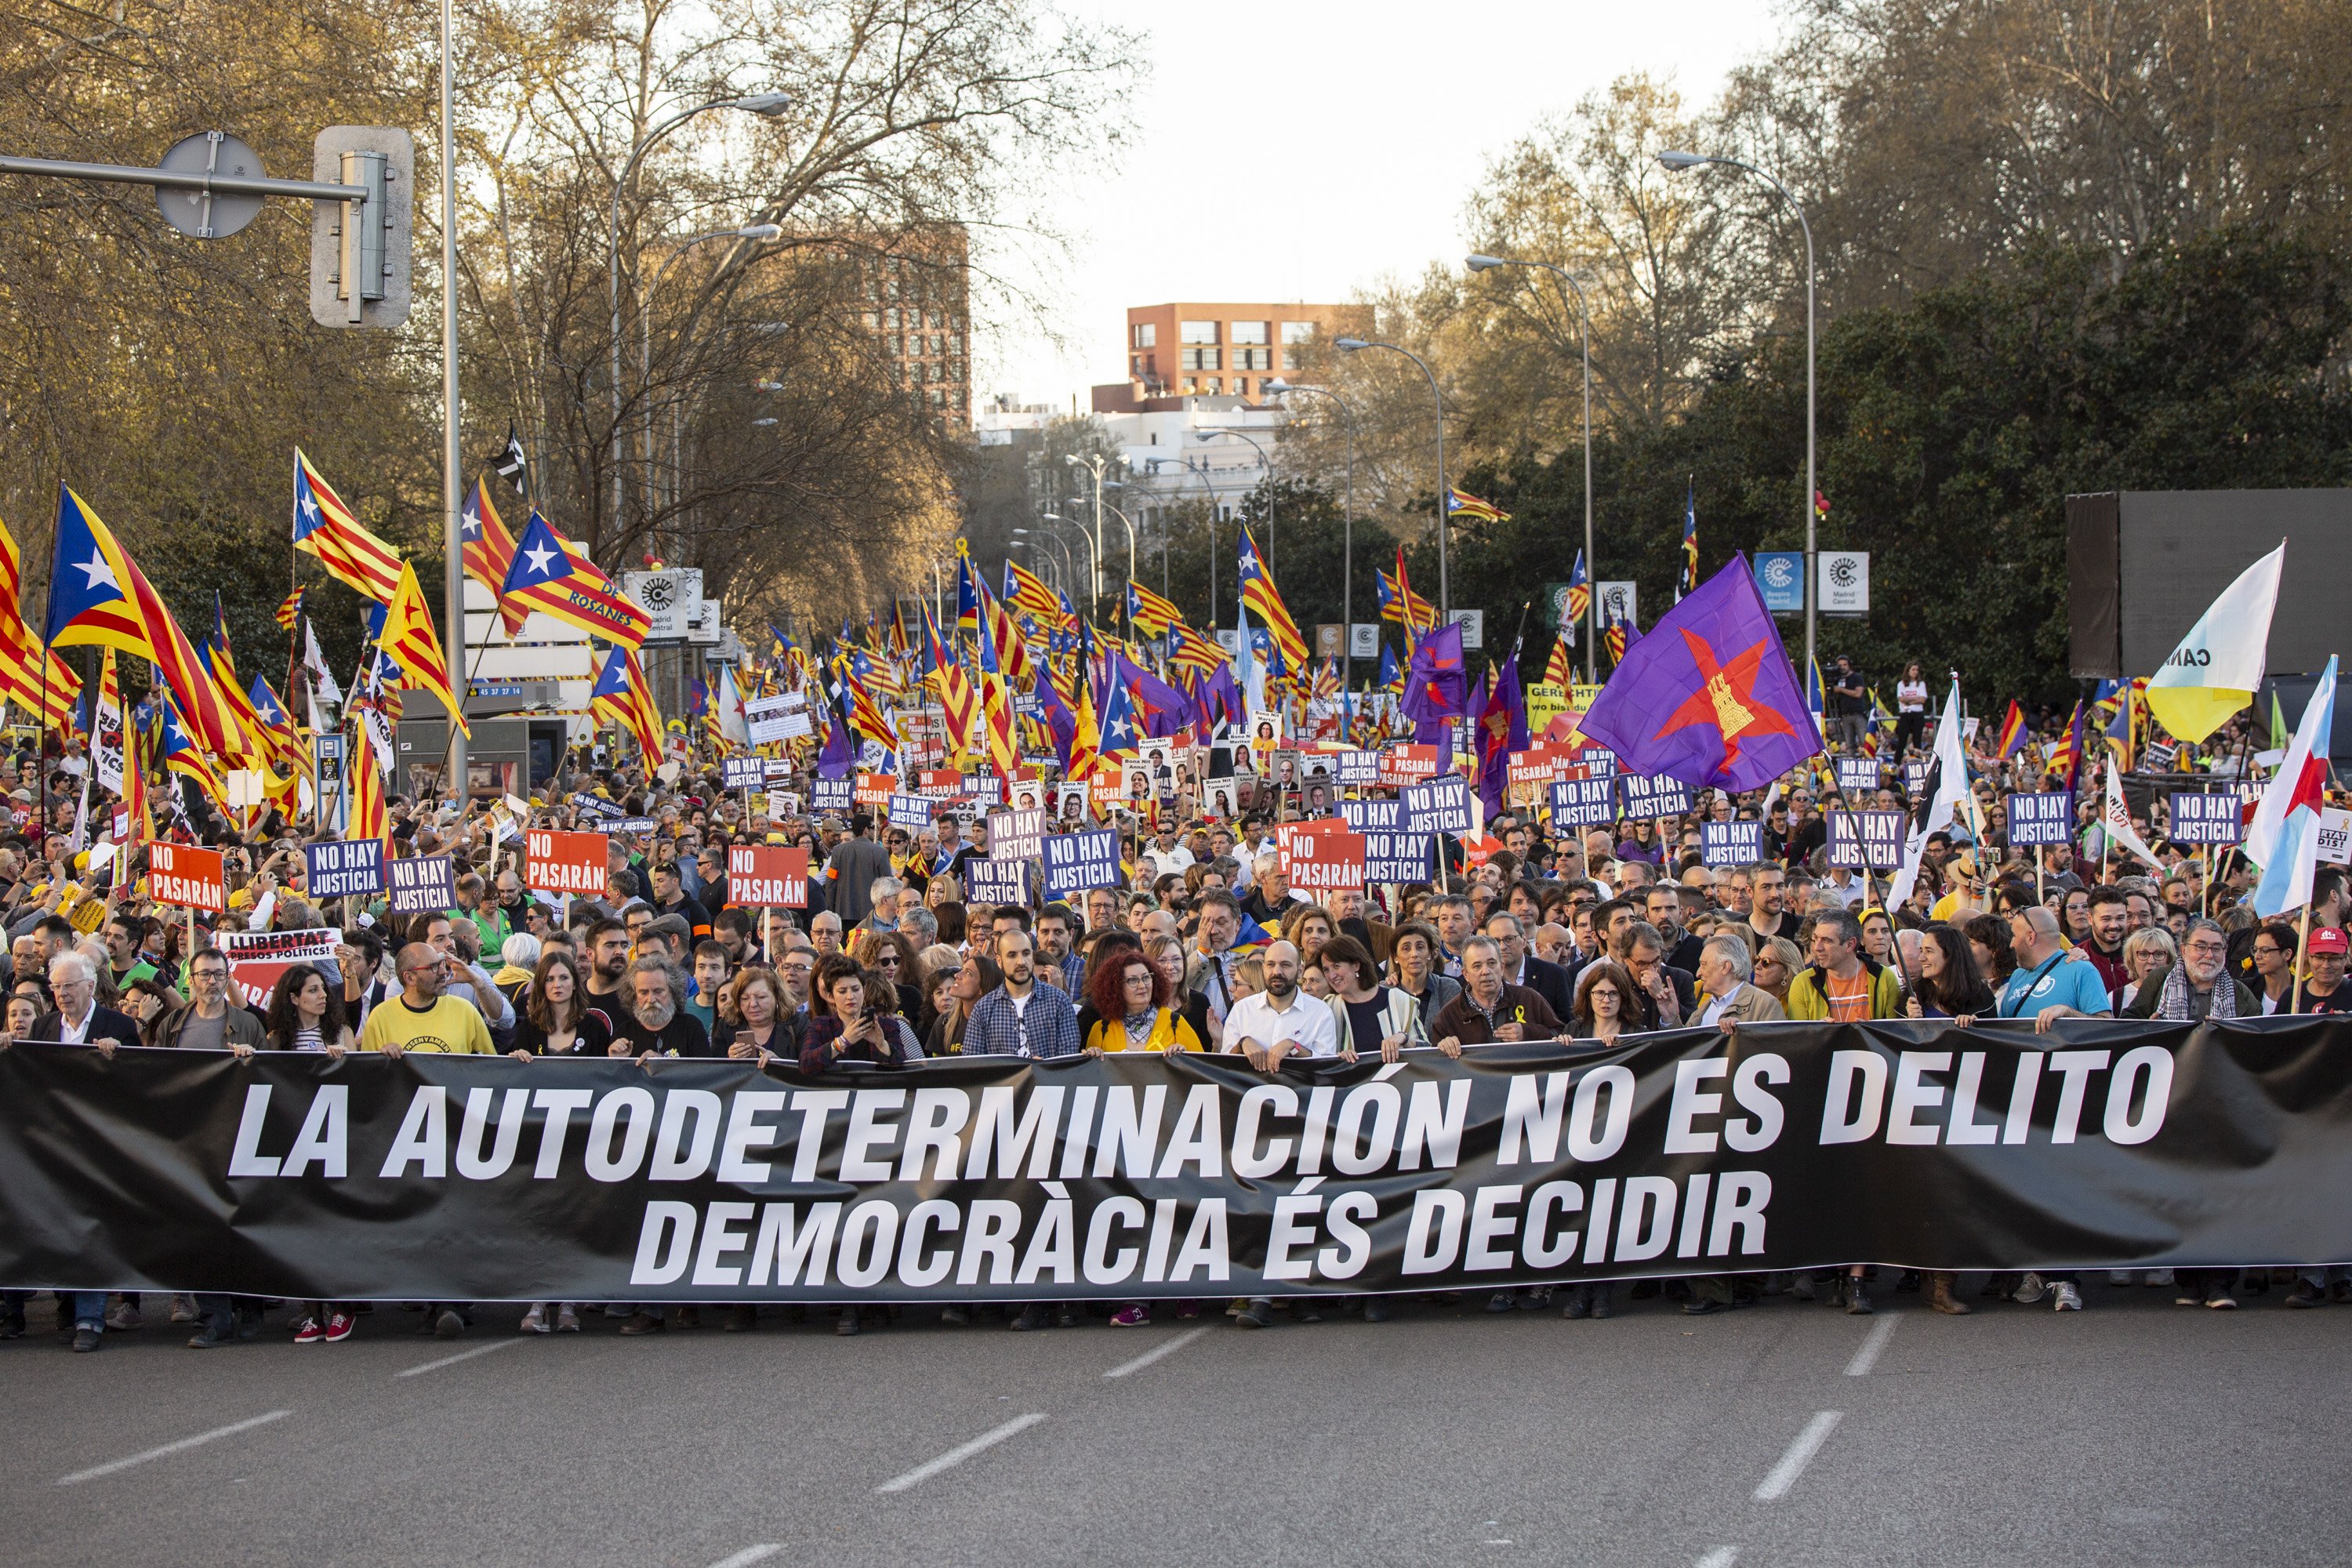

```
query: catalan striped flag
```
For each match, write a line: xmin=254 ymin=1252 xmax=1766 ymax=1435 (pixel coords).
xmin=1678 ymin=482 xmax=1699 ymax=601
xmin=1167 ymin=621 xmax=1224 ymax=677
xmin=1565 ymin=549 xmax=1590 ymax=634
xmin=45 ymin=485 xmax=235 ymax=756
xmin=198 ymin=593 xmax=268 ymax=765
xmin=499 ymin=509 xmax=652 ymax=651
xmin=274 ymin=586 xmax=306 ymax=633
xmin=2046 ymin=701 xmax=2085 ymax=786
xmin=954 ymin=542 xmax=982 ymax=631
xmin=346 ymin=720 xmax=387 ymax=848
xmin=1004 ymin=559 xmax=1062 ymax=626
xmin=292 ymin=449 xmax=405 ymax=606
xmin=591 ymin=647 xmax=663 ymax=769
xmin=923 ymin=603 xmax=980 ymax=768
xmin=1544 ymin=633 xmax=1573 ymax=688
xmin=158 ymin=696 xmax=232 ymax=818
xmin=461 ymin=480 xmax=528 ymax=637
xmin=1237 ymin=525 xmax=1309 ymax=672
xmin=377 ymin=561 xmax=468 ymax=737
xmin=1377 ymin=559 xmax=1438 ymax=633
xmin=974 ymin=583 xmax=1020 ymax=781
xmin=1445 ymin=486 xmax=1509 ymax=524
xmin=1127 ymin=579 xmax=1185 ymax=638
xmin=0 ymin=514 xmax=78 ymax=729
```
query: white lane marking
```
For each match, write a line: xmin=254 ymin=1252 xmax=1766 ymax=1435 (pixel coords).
xmin=1754 ymin=1410 xmax=1843 ymax=1501
xmin=702 ymin=1548 xmax=783 ymax=1568
xmin=1102 ymin=1326 xmax=1210 ymax=1380
xmin=394 ymin=1337 xmax=532 ymax=1378
xmin=1845 ymin=1313 xmax=1900 ymax=1377
xmin=876 ymin=1413 xmax=1047 ymax=1494
xmin=56 ymin=1409 xmax=292 ymax=1486
xmin=1694 ymin=1549 xmax=1740 ymax=1568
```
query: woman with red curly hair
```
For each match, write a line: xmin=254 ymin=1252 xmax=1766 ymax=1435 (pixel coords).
xmin=1078 ymin=944 xmax=1204 ymax=1054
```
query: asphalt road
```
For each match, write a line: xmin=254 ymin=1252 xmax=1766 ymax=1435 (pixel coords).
xmin=5 ymin=1277 xmax=2347 ymax=1566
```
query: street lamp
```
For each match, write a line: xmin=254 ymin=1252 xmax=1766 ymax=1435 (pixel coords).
xmin=1657 ymin=147 xmax=1817 ymax=681
xmin=1098 ymin=497 xmax=1141 ymax=641
xmin=1062 ymin=452 xmax=1108 ymax=609
xmin=608 ymin=91 xmax=792 ymax=543
xmin=1335 ymin=336 xmax=1453 ymax=620
xmin=1040 ymin=510 xmax=1098 ymax=601
xmin=1466 ymin=254 xmax=1598 ymax=681
xmin=1193 ymin=426 xmax=1275 ymax=568
xmin=1266 ymin=377 xmax=1358 ymax=688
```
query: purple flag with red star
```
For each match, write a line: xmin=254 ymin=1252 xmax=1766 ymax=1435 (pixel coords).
xmin=1577 ymin=554 xmax=1821 ymax=791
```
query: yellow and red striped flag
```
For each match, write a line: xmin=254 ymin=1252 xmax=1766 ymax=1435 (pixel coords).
xmin=292 ymin=449 xmax=405 ymax=606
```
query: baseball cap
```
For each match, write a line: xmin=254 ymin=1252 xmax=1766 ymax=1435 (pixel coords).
xmin=2310 ymin=927 xmax=2347 ymax=956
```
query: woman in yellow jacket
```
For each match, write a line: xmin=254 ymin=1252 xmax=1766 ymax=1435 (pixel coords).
xmin=1078 ymin=946 xmax=1206 ymax=1054
xmin=1076 ymin=945 xmax=1203 ymax=1328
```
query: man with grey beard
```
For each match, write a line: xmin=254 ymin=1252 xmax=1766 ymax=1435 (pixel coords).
xmin=609 ymin=954 xmax=716 ymax=1058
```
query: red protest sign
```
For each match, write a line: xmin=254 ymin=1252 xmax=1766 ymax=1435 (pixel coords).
xmin=1507 ymin=746 xmax=1564 ymax=786
xmin=150 ymin=842 xmax=226 ymax=911
xmin=726 ymin=845 xmax=809 ymax=908
xmin=220 ymin=928 xmax=339 ymax=1008
xmin=526 ymin=829 xmax=608 ymax=898
xmin=916 ymin=768 xmax=962 ymax=796
xmin=1279 ymin=822 xmax=1367 ymax=892
xmin=854 ymin=772 xmax=896 ymax=806
xmin=1376 ymin=745 xmax=1442 ymax=788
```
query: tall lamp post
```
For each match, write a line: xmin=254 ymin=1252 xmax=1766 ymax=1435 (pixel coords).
xmin=1185 ymin=457 xmax=1219 ymax=630
xmin=1062 ymin=452 xmax=1108 ymax=612
xmin=1464 ymin=255 xmax=1597 ymax=681
xmin=1265 ymin=377 xmax=1357 ymax=688
xmin=607 ymin=91 xmax=790 ymax=545
xmin=1335 ymin=336 xmax=1451 ymax=620
xmin=1098 ymin=496 xmax=1141 ymax=641
xmin=1193 ymin=426 xmax=1275 ymax=567
xmin=1657 ymin=148 xmax=1817 ymax=682
xmin=1040 ymin=510 xmax=1098 ymax=606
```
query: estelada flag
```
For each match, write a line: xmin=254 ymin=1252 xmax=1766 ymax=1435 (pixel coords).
xmin=461 ymin=480 xmax=528 ymax=637
xmin=0 ymin=512 xmax=78 ymax=728
xmin=499 ymin=509 xmax=651 ymax=651
xmin=292 ymin=449 xmax=405 ymax=606
xmin=45 ymin=485 xmax=235 ymax=756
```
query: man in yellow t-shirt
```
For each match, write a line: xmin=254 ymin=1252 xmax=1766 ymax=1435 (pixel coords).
xmin=359 ymin=942 xmax=495 ymax=1056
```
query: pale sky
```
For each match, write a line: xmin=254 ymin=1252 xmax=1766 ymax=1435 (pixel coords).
xmin=977 ymin=0 xmax=1791 ymax=410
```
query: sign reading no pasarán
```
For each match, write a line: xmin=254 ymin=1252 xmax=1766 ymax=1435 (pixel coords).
xmin=150 ymin=843 xmax=226 ymax=911
xmin=527 ymin=830 xmax=607 ymax=898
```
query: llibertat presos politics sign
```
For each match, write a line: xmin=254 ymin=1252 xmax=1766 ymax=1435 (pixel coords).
xmin=5 ymin=1020 xmax=2352 ymax=1305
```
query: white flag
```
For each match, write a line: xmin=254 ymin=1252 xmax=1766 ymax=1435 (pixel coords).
xmin=1889 ymin=681 xmax=1968 ymax=910
xmin=2100 ymin=754 xmax=2163 ymax=870
xmin=2145 ymin=541 xmax=2283 ymax=744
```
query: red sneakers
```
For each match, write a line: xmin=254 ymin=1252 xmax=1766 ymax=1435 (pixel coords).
xmin=324 ymin=1312 xmax=356 ymax=1343
xmin=293 ymin=1317 xmax=325 ymax=1344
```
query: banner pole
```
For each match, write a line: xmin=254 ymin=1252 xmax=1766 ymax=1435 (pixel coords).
xmin=2295 ymin=899 xmax=2311 ymax=1014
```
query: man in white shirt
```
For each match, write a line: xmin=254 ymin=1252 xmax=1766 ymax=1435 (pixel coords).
xmin=1221 ymin=941 xmax=1337 ymax=1069
xmin=1142 ymin=826 xmax=1195 ymax=879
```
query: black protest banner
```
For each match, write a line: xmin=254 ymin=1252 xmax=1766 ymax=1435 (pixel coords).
xmin=5 ymin=1021 xmax=2352 ymax=1304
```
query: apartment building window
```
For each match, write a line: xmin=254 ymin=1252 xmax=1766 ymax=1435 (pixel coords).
xmin=1132 ymin=322 xmax=1156 ymax=348
xmin=1131 ymin=354 xmax=1142 ymax=377
xmin=1233 ymin=347 xmax=1271 ymax=371
xmin=1179 ymin=319 xmax=1219 ymax=344
xmin=1231 ymin=320 xmax=1269 ymax=345
xmin=1181 ymin=347 xmax=1220 ymax=372
xmin=1280 ymin=321 xmax=1316 ymax=372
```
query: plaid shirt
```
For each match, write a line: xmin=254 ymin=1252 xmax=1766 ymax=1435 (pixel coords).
xmin=964 ymin=983 xmax=1082 ymax=1059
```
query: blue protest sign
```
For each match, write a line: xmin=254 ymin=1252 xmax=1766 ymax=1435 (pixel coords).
xmin=963 ymin=858 xmax=1033 ymax=908
xmin=721 ymin=757 xmax=764 ymax=789
xmin=1617 ymin=772 xmax=1694 ymax=818
xmin=1041 ymin=829 xmax=1122 ymax=899
xmin=1363 ymin=829 xmax=1435 ymax=884
xmin=1549 ymin=778 xmax=1618 ymax=829
xmin=1337 ymin=798 xmax=1404 ymax=832
xmin=1828 ymin=810 xmax=1907 ymax=869
xmin=388 ymin=853 xmax=458 ymax=916
xmin=305 ymin=838 xmax=385 ymax=899
xmin=2006 ymin=791 xmax=2076 ymax=848
xmin=810 ymin=778 xmax=855 ymax=811
xmin=1403 ymin=775 xmax=1472 ymax=834
xmin=1700 ymin=821 xmax=1763 ymax=867
xmin=2169 ymin=791 xmax=2242 ymax=846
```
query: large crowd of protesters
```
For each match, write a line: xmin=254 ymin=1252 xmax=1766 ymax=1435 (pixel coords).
xmin=5 ymin=688 xmax=2343 ymax=1354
